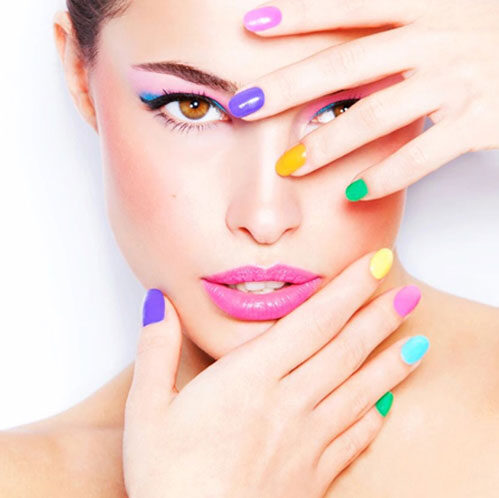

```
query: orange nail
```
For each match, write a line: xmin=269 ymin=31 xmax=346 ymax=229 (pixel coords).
xmin=275 ymin=143 xmax=307 ymax=176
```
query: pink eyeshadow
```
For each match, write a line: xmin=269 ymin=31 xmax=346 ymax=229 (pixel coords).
xmin=300 ymin=73 xmax=405 ymax=123
xmin=126 ymin=67 xmax=233 ymax=109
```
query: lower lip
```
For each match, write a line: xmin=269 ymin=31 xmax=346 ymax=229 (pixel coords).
xmin=201 ymin=278 xmax=323 ymax=321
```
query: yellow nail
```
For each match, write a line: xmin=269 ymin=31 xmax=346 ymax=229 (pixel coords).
xmin=369 ymin=248 xmax=394 ymax=280
xmin=275 ymin=143 xmax=307 ymax=176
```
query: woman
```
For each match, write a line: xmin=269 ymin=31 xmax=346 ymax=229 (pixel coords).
xmin=2 ymin=0 xmax=498 ymax=496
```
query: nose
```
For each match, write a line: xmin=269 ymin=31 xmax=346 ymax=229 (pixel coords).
xmin=225 ymin=119 xmax=302 ymax=246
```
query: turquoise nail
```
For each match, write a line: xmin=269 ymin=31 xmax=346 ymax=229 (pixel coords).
xmin=400 ymin=335 xmax=430 ymax=364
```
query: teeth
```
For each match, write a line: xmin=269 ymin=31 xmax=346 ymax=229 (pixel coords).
xmin=227 ymin=281 xmax=290 ymax=293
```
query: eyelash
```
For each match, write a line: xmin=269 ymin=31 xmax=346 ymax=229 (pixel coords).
xmin=140 ymin=90 xmax=363 ymax=135
xmin=140 ymin=90 xmax=223 ymax=134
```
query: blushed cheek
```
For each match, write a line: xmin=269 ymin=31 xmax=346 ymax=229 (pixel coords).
xmin=311 ymin=118 xmax=422 ymax=262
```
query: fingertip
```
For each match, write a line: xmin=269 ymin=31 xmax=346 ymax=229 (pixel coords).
xmin=345 ymin=178 xmax=369 ymax=202
xmin=375 ymin=391 xmax=394 ymax=417
xmin=369 ymin=248 xmax=394 ymax=280
xmin=228 ymin=86 xmax=265 ymax=119
xmin=243 ymin=5 xmax=283 ymax=32
xmin=142 ymin=288 xmax=166 ymax=327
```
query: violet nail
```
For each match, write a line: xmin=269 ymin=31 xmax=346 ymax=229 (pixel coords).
xmin=393 ymin=285 xmax=421 ymax=317
xmin=243 ymin=6 xmax=282 ymax=32
xmin=142 ymin=288 xmax=165 ymax=326
xmin=228 ymin=86 xmax=265 ymax=117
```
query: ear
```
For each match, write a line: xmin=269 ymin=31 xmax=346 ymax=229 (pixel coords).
xmin=53 ymin=10 xmax=99 ymax=134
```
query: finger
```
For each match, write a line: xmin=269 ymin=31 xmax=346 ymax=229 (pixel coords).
xmin=286 ymin=73 xmax=441 ymax=178
xmin=228 ymin=26 xmax=418 ymax=120
xmin=311 ymin=335 xmax=430 ymax=450
xmin=246 ymin=248 xmax=395 ymax=381
xmin=344 ymin=117 xmax=471 ymax=201
xmin=314 ymin=404 xmax=385 ymax=489
xmin=282 ymin=285 xmax=421 ymax=409
xmin=126 ymin=289 xmax=183 ymax=419
xmin=242 ymin=0 xmax=421 ymax=36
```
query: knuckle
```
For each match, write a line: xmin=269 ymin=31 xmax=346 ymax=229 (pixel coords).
xmin=336 ymin=335 xmax=367 ymax=372
xmin=344 ymin=0 xmax=369 ymax=14
xmin=273 ymin=71 xmax=296 ymax=103
xmin=310 ymin=311 xmax=333 ymax=341
xmin=289 ymin=0 xmax=310 ymax=25
xmin=400 ymin=141 xmax=429 ymax=170
xmin=370 ymin=298 xmax=400 ymax=332
xmin=363 ymin=409 xmax=382 ymax=440
xmin=357 ymin=94 xmax=387 ymax=131
xmin=313 ymin=129 xmax=332 ymax=165
xmin=349 ymin=385 xmax=371 ymax=419
xmin=340 ymin=430 xmax=362 ymax=460
xmin=324 ymin=44 xmax=362 ymax=78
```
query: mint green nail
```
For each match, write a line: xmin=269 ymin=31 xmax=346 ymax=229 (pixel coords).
xmin=375 ymin=391 xmax=394 ymax=417
xmin=401 ymin=335 xmax=430 ymax=364
xmin=345 ymin=178 xmax=368 ymax=201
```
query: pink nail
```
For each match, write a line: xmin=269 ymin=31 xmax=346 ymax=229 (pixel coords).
xmin=243 ymin=6 xmax=282 ymax=32
xmin=393 ymin=285 xmax=421 ymax=317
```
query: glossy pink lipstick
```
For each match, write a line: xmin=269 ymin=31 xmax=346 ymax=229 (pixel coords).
xmin=201 ymin=264 xmax=323 ymax=321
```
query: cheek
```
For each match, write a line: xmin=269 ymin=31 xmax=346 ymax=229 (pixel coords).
xmin=93 ymin=81 xmax=230 ymax=289
xmin=93 ymin=85 xmax=197 ymax=286
xmin=303 ymin=117 xmax=423 ymax=264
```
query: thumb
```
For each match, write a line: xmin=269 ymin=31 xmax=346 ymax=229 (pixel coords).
xmin=128 ymin=288 xmax=183 ymax=410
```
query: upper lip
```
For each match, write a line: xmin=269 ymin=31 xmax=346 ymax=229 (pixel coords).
xmin=202 ymin=264 xmax=321 ymax=285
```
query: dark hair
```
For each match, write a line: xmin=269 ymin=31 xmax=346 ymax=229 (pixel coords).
xmin=66 ymin=0 xmax=131 ymax=70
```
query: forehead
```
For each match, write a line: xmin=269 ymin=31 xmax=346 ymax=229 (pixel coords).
xmin=100 ymin=0 xmax=380 ymax=86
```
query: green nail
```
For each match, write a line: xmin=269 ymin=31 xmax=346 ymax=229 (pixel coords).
xmin=345 ymin=178 xmax=368 ymax=201
xmin=375 ymin=391 xmax=394 ymax=417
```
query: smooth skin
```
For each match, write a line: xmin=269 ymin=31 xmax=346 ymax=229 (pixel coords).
xmin=124 ymin=250 xmax=423 ymax=498
xmin=1 ymin=1 xmax=498 ymax=497
xmin=233 ymin=0 xmax=499 ymax=200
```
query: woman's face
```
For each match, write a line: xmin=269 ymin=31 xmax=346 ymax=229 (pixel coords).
xmin=86 ymin=0 xmax=425 ymax=358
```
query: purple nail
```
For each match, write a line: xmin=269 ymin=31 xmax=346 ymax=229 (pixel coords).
xmin=142 ymin=289 xmax=165 ymax=326
xmin=228 ymin=86 xmax=265 ymax=118
xmin=393 ymin=285 xmax=421 ymax=317
xmin=244 ymin=6 xmax=282 ymax=32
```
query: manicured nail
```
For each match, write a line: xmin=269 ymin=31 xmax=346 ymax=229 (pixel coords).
xmin=275 ymin=143 xmax=307 ymax=176
xmin=243 ymin=6 xmax=282 ymax=32
xmin=375 ymin=391 xmax=394 ymax=417
xmin=369 ymin=248 xmax=393 ymax=280
xmin=142 ymin=288 xmax=165 ymax=326
xmin=228 ymin=87 xmax=265 ymax=118
xmin=400 ymin=335 xmax=430 ymax=364
xmin=345 ymin=178 xmax=368 ymax=201
xmin=393 ymin=285 xmax=422 ymax=317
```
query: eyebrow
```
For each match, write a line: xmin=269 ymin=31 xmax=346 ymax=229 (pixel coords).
xmin=131 ymin=61 xmax=241 ymax=94
xmin=131 ymin=60 xmax=347 ymax=98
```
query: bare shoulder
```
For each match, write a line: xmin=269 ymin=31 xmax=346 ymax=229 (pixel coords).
xmin=0 ymin=418 xmax=126 ymax=497
xmin=418 ymin=282 xmax=499 ymax=402
xmin=0 ymin=426 xmax=64 ymax=497
xmin=379 ymin=283 xmax=499 ymax=495
xmin=0 ymin=365 xmax=133 ymax=496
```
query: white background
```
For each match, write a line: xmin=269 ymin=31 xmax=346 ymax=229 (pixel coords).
xmin=0 ymin=1 xmax=497 ymax=430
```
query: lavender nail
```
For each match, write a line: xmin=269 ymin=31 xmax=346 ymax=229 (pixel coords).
xmin=142 ymin=288 xmax=165 ymax=326
xmin=243 ymin=6 xmax=282 ymax=32
xmin=228 ymin=86 xmax=265 ymax=118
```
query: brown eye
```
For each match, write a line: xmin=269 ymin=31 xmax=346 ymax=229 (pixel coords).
xmin=160 ymin=96 xmax=229 ymax=125
xmin=178 ymin=97 xmax=211 ymax=120
xmin=310 ymin=98 xmax=360 ymax=126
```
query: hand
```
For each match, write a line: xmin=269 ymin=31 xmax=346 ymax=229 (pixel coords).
xmin=122 ymin=249 xmax=428 ymax=498
xmin=228 ymin=0 xmax=499 ymax=201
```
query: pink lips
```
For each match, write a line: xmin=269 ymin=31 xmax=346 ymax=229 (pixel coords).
xmin=201 ymin=264 xmax=323 ymax=321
